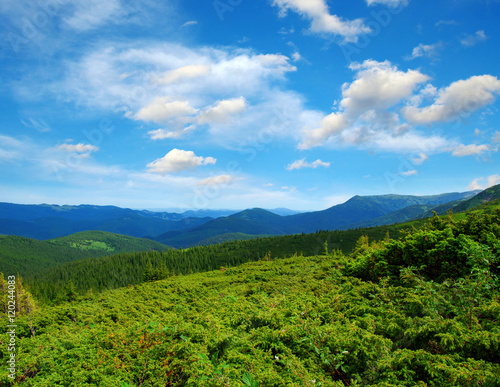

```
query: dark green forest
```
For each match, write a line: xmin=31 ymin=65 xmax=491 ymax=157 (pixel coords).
xmin=1 ymin=203 xmax=499 ymax=386
xmin=0 ymin=231 xmax=168 ymax=278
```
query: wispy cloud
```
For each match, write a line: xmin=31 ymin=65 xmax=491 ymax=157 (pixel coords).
xmin=435 ymin=20 xmax=458 ymax=28
xmin=411 ymin=152 xmax=428 ymax=165
xmin=0 ymin=135 xmax=28 ymax=162
xmin=196 ymin=174 xmax=242 ymax=186
xmin=405 ymin=42 xmax=443 ymax=60
xmin=181 ymin=20 xmax=198 ymax=28
xmin=366 ymin=0 xmax=409 ymax=8
xmin=37 ymin=42 xmax=306 ymax=147
xmin=400 ymin=169 xmax=417 ymax=176
xmin=451 ymin=144 xmax=491 ymax=157
xmin=460 ymin=30 xmax=487 ymax=47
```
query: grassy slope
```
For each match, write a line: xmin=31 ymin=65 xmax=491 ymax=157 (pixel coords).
xmin=6 ymin=251 xmax=500 ymax=386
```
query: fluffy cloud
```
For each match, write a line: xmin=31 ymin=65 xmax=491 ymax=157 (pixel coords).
xmin=403 ymin=75 xmax=500 ymax=125
xmin=299 ymin=112 xmax=349 ymax=150
xmin=342 ymin=61 xmax=429 ymax=113
xmin=147 ymin=149 xmax=216 ymax=175
xmin=461 ymin=30 xmax=487 ymax=47
xmin=451 ymin=144 xmax=491 ymax=157
xmin=56 ymin=143 xmax=99 ymax=158
xmin=300 ymin=60 xmax=430 ymax=150
xmin=198 ymin=97 xmax=247 ymax=125
xmin=468 ymin=175 xmax=500 ymax=190
xmin=272 ymin=0 xmax=371 ymax=42
xmin=134 ymin=98 xmax=197 ymax=123
xmin=366 ymin=0 xmax=409 ymax=7
xmin=287 ymin=158 xmax=331 ymax=170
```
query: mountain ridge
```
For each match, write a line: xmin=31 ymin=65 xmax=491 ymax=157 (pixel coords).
xmin=156 ymin=190 xmax=482 ymax=247
xmin=0 ymin=189 xmax=485 ymax=245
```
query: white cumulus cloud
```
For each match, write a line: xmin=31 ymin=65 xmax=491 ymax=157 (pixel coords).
xmin=468 ymin=175 xmax=500 ymax=190
xmin=134 ymin=98 xmax=197 ymax=124
xmin=272 ymin=0 xmax=371 ymax=42
xmin=198 ymin=97 xmax=247 ymax=125
xmin=300 ymin=60 xmax=430 ymax=150
xmin=287 ymin=158 xmax=331 ymax=170
xmin=56 ymin=143 xmax=99 ymax=158
xmin=403 ymin=75 xmax=500 ymax=125
xmin=147 ymin=149 xmax=216 ymax=175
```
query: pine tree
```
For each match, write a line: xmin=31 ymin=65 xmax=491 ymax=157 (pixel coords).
xmin=65 ymin=279 xmax=78 ymax=302
xmin=143 ymin=260 xmax=157 ymax=282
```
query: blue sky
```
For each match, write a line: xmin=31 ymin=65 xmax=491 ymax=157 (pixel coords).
xmin=1 ymin=0 xmax=499 ymax=211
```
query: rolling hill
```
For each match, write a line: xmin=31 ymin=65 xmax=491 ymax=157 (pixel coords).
xmin=0 ymin=231 xmax=168 ymax=277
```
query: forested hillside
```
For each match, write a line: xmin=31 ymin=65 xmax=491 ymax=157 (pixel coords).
xmin=24 ymin=222 xmax=412 ymax=304
xmin=0 ymin=232 xmax=168 ymax=277
xmin=1 ymin=206 xmax=499 ymax=386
